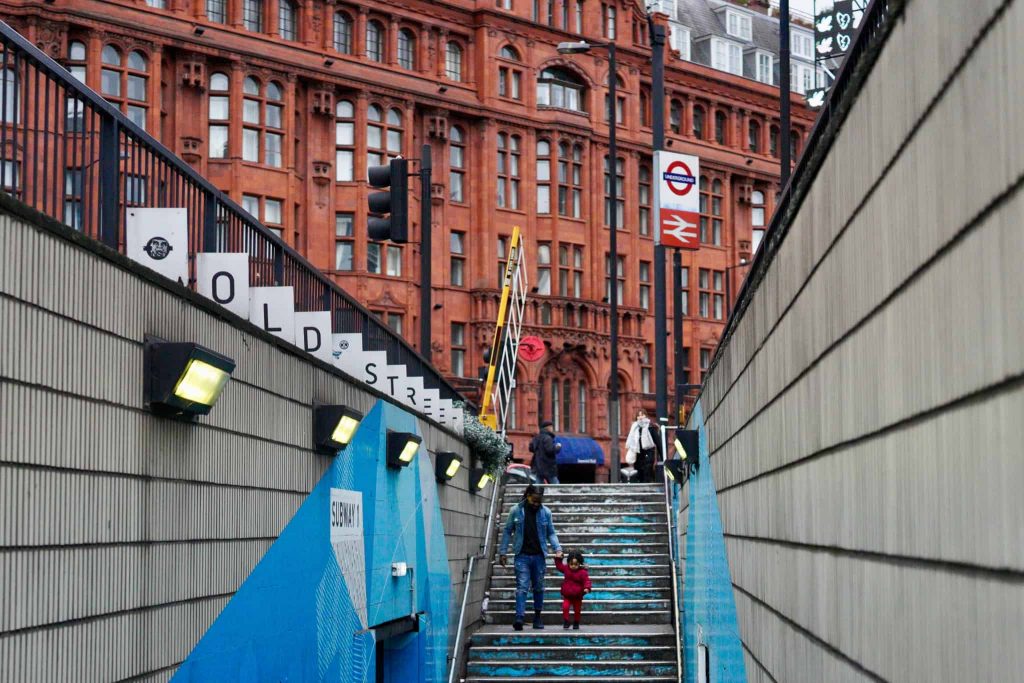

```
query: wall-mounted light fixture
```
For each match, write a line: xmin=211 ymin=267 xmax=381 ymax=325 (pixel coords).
xmin=313 ymin=404 xmax=364 ymax=455
xmin=386 ymin=432 xmax=421 ymax=469
xmin=193 ymin=25 xmax=205 ymax=36
xmin=664 ymin=458 xmax=687 ymax=484
xmin=434 ymin=451 xmax=463 ymax=483
xmin=324 ymin=58 xmax=335 ymax=67
xmin=674 ymin=429 xmax=699 ymax=463
xmin=144 ymin=337 xmax=235 ymax=419
xmin=470 ymin=468 xmax=493 ymax=493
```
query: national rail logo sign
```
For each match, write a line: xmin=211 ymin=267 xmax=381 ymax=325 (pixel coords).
xmin=654 ymin=151 xmax=701 ymax=250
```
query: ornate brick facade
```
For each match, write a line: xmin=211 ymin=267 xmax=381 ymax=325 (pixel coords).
xmin=1 ymin=0 xmax=814 ymax=477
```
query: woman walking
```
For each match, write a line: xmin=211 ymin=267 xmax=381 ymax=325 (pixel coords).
xmin=625 ymin=409 xmax=661 ymax=483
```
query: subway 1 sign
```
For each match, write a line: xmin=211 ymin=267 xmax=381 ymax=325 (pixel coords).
xmin=654 ymin=151 xmax=701 ymax=250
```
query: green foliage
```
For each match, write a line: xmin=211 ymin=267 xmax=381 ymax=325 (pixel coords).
xmin=457 ymin=403 xmax=511 ymax=475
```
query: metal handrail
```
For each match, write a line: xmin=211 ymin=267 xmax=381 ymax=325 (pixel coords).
xmin=658 ymin=425 xmax=684 ymax=682
xmin=447 ymin=474 xmax=502 ymax=683
xmin=703 ymin=0 xmax=907 ymax=390
xmin=0 ymin=19 xmax=464 ymax=407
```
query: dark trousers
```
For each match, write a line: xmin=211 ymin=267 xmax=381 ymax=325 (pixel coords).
xmin=561 ymin=597 xmax=583 ymax=622
xmin=635 ymin=449 xmax=656 ymax=482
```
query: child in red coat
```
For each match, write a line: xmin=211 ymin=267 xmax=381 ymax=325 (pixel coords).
xmin=554 ymin=550 xmax=592 ymax=629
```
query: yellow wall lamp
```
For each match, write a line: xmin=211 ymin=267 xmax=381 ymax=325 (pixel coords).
xmin=313 ymin=404 xmax=365 ymax=455
xmin=144 ymin=336 xmax=235 ymax=420
xmin=386 ymin=431 xmax=422 ymax=469
xmin=434 ymin=451 xmax=464 ymax=483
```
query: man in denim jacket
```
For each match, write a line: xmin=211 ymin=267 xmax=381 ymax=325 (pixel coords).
xmin=499 ymin=484 xmax=562 ymax=630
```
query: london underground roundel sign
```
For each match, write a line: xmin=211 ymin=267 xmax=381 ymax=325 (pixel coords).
xmin=654 ymin=151 xmax=701 ymax=250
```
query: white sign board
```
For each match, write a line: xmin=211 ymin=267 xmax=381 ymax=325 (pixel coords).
xmin=294 ymin=311 xmax=333 ymax=364
xmin=248 ymin=286 xmax=296 ymax=344
xmin=359 ymin=351 xmax=388 ymax=390
xmin=330 ymin=488 xmax=366 ymax=628
xmin=126 ymin=208 xmax=189 ymax=284
xmin=380 ymin=365 xmax=408 ymax=402
xmin=196 ymin=252 xmax=250 ymax=319
xmin=421 ymin=388 xmax=440 ymax=420
xmin=653 ymin=151 xmax=701 ymax=250
xmin=332 ymin=333 xmax=363 ymax=373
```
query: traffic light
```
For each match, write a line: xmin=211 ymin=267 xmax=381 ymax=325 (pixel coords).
xmin=367 ymin=158 xmax=409 ymax=243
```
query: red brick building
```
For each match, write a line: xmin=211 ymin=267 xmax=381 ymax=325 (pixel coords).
xmin=3 ymin=0 xmax=814 ymax=477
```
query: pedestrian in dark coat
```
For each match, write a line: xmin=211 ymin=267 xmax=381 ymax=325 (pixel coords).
xmin=529 ymin=421 xmax=561 ymax=485
xmin=625 ymin=409 xmax=662 ymax=483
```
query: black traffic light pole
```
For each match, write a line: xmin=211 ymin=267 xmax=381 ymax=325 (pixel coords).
xmin=419 ymin=144 xmax=432 ymax=361
xmin=780 ymin=0 xmax=792 ymax=186
xmin=650 ymin=19 xmax=669 ymax=439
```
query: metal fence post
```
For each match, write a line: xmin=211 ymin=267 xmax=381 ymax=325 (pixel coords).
xmin=98 ymin=116 xmax=120 ymax=248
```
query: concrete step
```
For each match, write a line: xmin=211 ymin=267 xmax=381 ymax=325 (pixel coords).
xmin=501 ymin=502 xmax=665 ymax=514
xmin=505 ymin=483 xmax=662 ymax=493
xmin=464 ymin=677 xmax=676 ymax=682
xmin=493 ymin=542 xmax=669 ymax=555
xmin=489 ymin=610 xmax=672 ymax=625
xmin=502 ymin=492 xmax=665 ymax=504
xmin=489 ymin=574 xmax=673 ymax=589
xmin=468 ymin=644 xmax=675 ymax=662
xmin=489 ymin=597 xmax=671 ymax=612
xmin=471 ymin=624 xmax=675 ymax=645
xmin=466 ymin=659 xmax=677 ymax=678
xmin=488 ymin=587 xmax=670 ymax=601
xmin=497 ymin=528 xmax=671 ymax=544
xmin=500 ymin=512 xmax=668 ymax=525
xmin=491 ymin=562 xmax=671 ymax=577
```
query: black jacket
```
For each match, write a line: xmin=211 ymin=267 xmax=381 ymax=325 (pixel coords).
xmin=529 ymin=430 xmax=559 ymax=478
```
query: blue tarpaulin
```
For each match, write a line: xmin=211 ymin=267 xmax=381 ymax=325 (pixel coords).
xmin=554 ymin=436 xmax=605 ymax=466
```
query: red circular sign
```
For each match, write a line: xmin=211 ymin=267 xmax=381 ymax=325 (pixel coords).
xmin=518 ymin=336 xmax=545 ymax=362
xmin=665 ymin=161 xmax=696 ymax=196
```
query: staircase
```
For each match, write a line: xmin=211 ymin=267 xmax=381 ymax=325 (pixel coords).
xmin=464 ymin=483 xmax=679 ymax=682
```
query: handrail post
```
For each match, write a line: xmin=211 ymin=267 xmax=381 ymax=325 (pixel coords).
xmin=203 ymin=192 xmax=217 ymax=252
xmin=98 ymin=116 xmax=119 ymax=248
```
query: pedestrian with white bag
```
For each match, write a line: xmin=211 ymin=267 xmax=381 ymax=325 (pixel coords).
xmin=625 ymin=408 xmax=661 ymax=483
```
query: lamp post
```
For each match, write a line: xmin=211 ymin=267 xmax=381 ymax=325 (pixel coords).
xmin=723 ymin=258 xmax=749 ymax=318
xmin=557 ymin=40 xmax=621 ymax=482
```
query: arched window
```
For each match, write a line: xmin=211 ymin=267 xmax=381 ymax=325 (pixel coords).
xmin=751 ymin=190 xmax=766 ymax=253
xmin=498 ymin=46 xmax=522 ymax=100
xmin=445 ymin=42 xmax=463 ymax=81
xmin=640 ymin=89 xmax=651 ymax=128
xmin=749 ymin=120 xmax=761 ymax=153
xmin=551 ymin=378 xmax=561 ymax=430
xmin=537 ymin=67 xmax=586 ymax=113
xmin=449 ymin=125 xmax=465 ymax=202
xmin=604 ymin=155 xmax=624 ymax=228
xmin=241 ymin=77 xmax=284 ymax=167
xmin=242 ymin=0 xmax=263 ymax=32
xmin=670 ymin=99 xmax=682 ymax=134
xmin=693 ymin=105 xmax=705 ymax=139
xmin=333 ymin=12 xmax=353 ymax=54
xmin=206 ymin=0 xmax=227 ymax=24
xmin=397 ymin=29 xmax=416 ymax=70
xmin=208 ymin=72 xmax=230 ymax=158
xmin=496 ymin=133 xmax=521 ymax=209
xmin=541 ymin=302 xmax=553 ymax=325
xmin=99 ymin=46 xmax=149 ymax=130
xmin=366 ymin=20 xmax=384 ymax=62
xmin=335 ymin=99 xmax=355 ymax=181
xmin=536 ymin=139 xmax=552 ymax=214
xmin=65 ymin=42 xmax=87 ymax=131
xmin=639 ymin=164 xmax=651 ymax=236
xmin=366 ymin=104 xmax=403 ymax=168
xmin=278 ymin=0 xmax=296 ymax=40
xmin=714 ymin=109 xmax=727 ymax=145
xmin=770 ymin=125 xmax=779 ymax=157
xmin=790 ymin=129 xmax=800 ymax=159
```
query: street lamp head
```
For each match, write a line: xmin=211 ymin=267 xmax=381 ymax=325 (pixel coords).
xmin=557 ymin=41 xmax=593 ymax=54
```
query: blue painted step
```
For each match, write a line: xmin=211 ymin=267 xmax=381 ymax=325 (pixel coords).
xmin=467 ymin=660 xmax=677 ymax=677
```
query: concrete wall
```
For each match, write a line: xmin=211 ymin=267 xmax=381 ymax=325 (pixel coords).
xmin=695 ymin=0 xmax=1024 ymax=680
xmin=0 ymin=196 xmax=490 ymax=680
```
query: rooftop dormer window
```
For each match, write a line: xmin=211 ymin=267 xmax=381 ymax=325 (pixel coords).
xmin=726 ymin=10 xmax=752 ymax=41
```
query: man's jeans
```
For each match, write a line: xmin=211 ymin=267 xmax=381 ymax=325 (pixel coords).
xmin=514 ymin=553 xmax=546 ymax=619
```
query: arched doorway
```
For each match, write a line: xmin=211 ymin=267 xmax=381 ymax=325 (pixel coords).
xmin=537 ymin=353 xmax=600 ymax=483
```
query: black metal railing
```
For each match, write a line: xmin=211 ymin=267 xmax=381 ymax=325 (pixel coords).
xmin=704 ymin=0 xmax=907 ymax=385
xmin=0 ymin=21 xmax=463 ymax=409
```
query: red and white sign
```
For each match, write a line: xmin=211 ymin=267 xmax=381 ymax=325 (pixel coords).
xmin=518 ymin=336 xmax=545 ymax=362
xmin=654 ymin=151 xmax=701 ymax=250
xmin=660 ymin=209 xmax=700 ymax=248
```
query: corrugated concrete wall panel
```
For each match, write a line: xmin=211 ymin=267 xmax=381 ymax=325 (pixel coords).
xmin=694 ymin=0 xmax=1024 ymax=678
xmin=0 ymin=202 xmax=488 ymax=678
